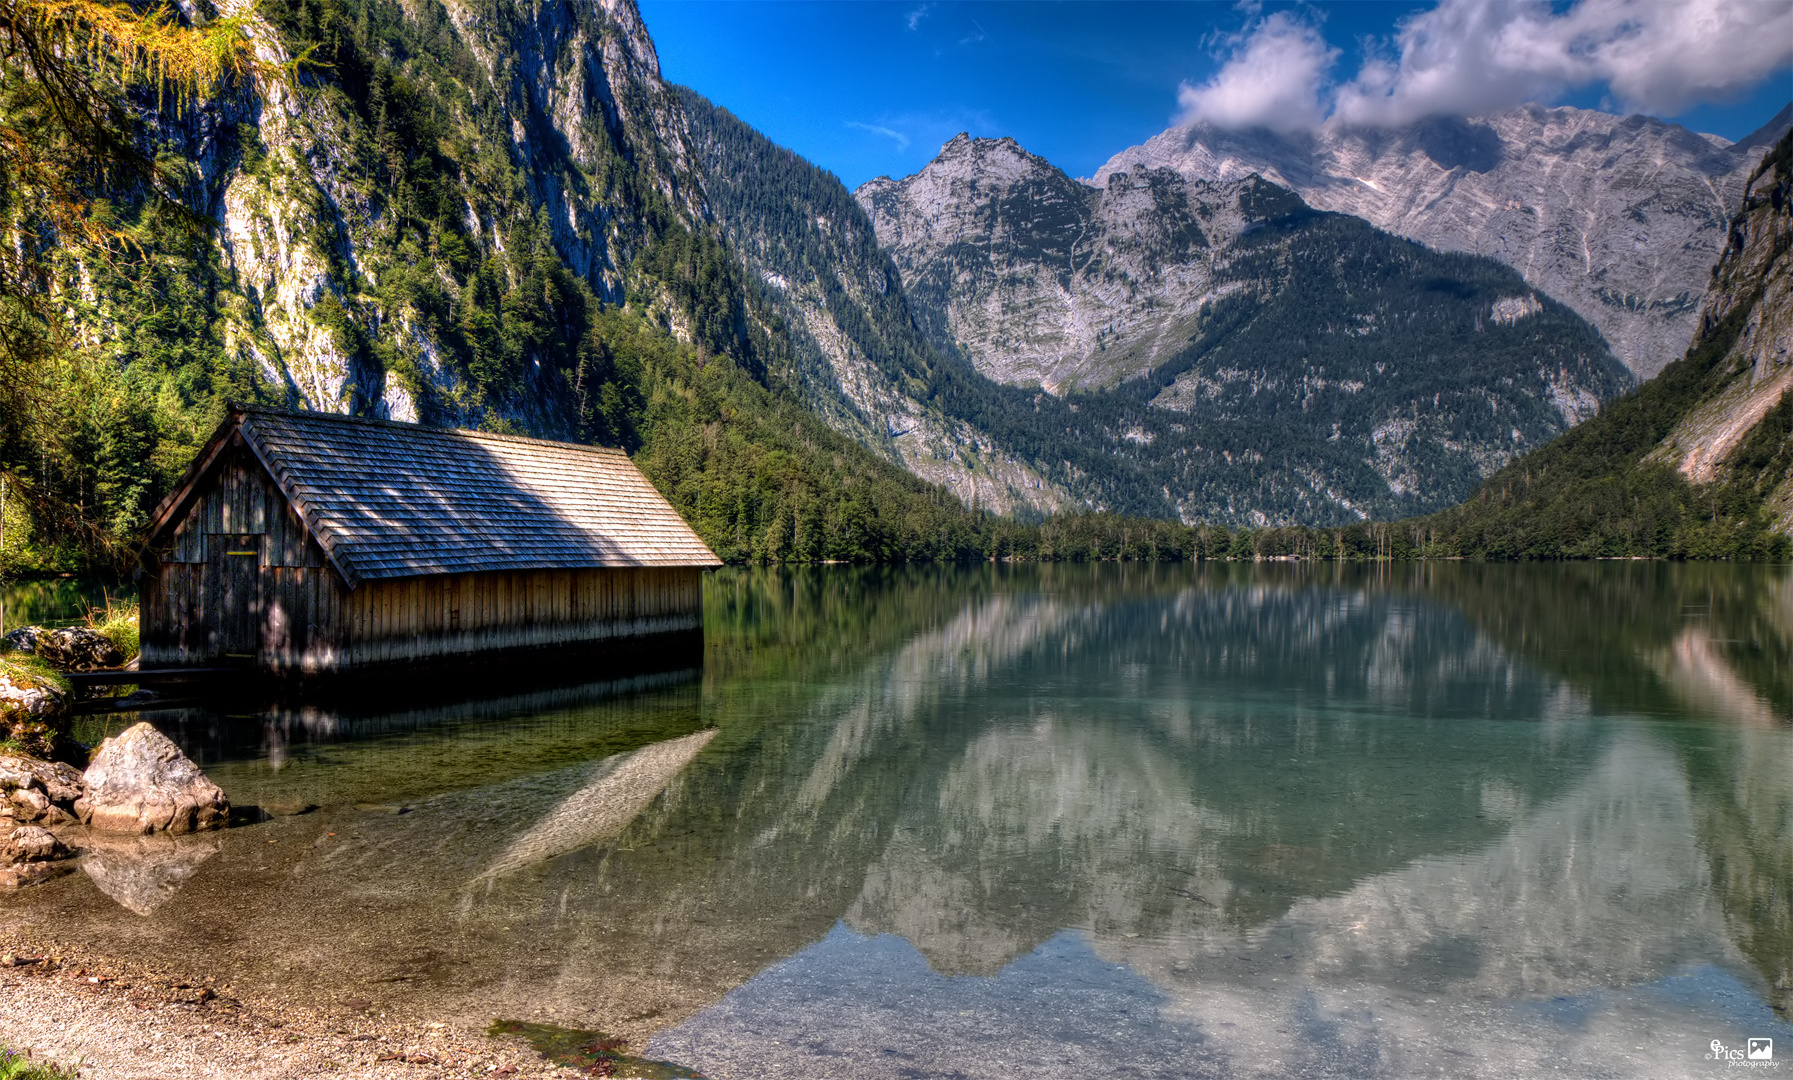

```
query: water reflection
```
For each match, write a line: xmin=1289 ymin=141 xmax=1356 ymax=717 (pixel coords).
xmin=0 ymin=578 xmax=133 ymax=631
xmin=3 ymin=563 xmax=1790 ymax=1076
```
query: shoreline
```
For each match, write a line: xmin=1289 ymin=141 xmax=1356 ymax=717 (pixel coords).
xmin=0 ymin=934 xmax=592 ymax=1080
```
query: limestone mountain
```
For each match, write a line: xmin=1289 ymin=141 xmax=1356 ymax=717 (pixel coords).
xmin=1649 ymin=130 xmax=1793 ymax=531
xmin=34 ymin=0 xmax=1776 ymax=549
xmin=199 ymin=0 xmax=712 ymax=425
xmin=852 ymin=134 xmax=1630 ymax=519
xmin=37 ymin=0 xmax=1029 ymax=562
xmin=676 ymin=91 xmax=1070 ymax=515
xmin=1095 ymin=104 xmax=1793 ymax=379
xmin=859 ymin=134 xmax=1267 ymax=393
xmin=1415 ymin=128 xmax=1793 ymax=558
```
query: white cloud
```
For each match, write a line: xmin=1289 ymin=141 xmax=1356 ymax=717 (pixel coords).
xmin=847 ymin=121 xmax=911 ymax=151
xmin=1177 ymin=12 xmax=1337 ymax=134
xmin=1333 ymin=0 xmax=1793 ymax=128
xmin=905 ymin=4 xmax=930 ymax=31
xmin=1177 ymin=0 xmax=1793 ymax=133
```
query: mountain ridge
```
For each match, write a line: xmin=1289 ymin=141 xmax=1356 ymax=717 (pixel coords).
xmin=852 ymin=129 xmax=1632 ymax=520
xmin=13 ymin=0 xmax=1788 ymax=564
xmin=1091 ymin=103 xmax=1792 ymax=380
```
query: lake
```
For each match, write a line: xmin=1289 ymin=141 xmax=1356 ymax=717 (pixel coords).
xmin=6 ymin=562 xmax=1791 ymax=1078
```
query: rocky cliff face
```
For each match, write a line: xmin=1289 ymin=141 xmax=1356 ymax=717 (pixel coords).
xmin=1095 ymin=104 xmax=1792 ymax=380
xmin=1648 ymin=132 xmax=1793 ymax=533
xmin=1404 ymin=129 xmax=1793 ymax=558
xmin=854 ymin=134 xmax=1631 ymax=519
xmin=122 ymin=0 xmax=711 ymax=429
xmin=679 ymin=94 xmax=1069 ymax=515
xmin=858 ymin=135 xmax=1260 ymax=392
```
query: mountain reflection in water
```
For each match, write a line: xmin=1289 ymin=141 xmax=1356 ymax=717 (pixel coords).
xmin=7 ymin=563 xmax=1790 ymax=1078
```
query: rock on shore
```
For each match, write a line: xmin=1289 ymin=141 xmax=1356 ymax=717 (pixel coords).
xmin=76 ymin=723 xmax=230 ymax=834
xmin=0 ymin=824 xmax=76 ymax=888
xmin=3 ymin=626 xmax=126 ymax=672
xmin=0 ymin=754 xmax=85 ymax=825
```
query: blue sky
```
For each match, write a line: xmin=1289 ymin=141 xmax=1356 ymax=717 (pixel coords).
xmin=639 ymin=0 xmax=1793 ymax=190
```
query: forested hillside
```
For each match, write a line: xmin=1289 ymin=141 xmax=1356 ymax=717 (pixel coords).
xmin=0 ymin=0 xmax=1065 ymax=568
xmin=1408 ymin=129 xmax=1793 ymax=560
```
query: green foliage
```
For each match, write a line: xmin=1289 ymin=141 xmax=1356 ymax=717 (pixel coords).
xmin=0 ymin=1047 xmax=81 ymax=1080
xmin=0 ymin=652 xmax=70 ymax=696
xmin=82 ymin=595 xmax=138 ymax=661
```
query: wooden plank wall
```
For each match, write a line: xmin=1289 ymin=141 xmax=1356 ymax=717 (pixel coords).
xmin=344 ymin=567 xmax=703 ymax=668
xmin=142 ymin=444 xmax=706 ymax=674
xmin=161 ymin=449 xmax=324 ymax=568
xmin=142 ymin=447 xmax=338 ymax=670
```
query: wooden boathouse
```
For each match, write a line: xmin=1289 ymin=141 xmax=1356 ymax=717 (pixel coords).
xmin=136 ymin=407 xmax=721 ymax=675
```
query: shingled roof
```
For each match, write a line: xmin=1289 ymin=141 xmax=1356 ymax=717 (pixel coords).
xmin=146 ymin=407 xmax=721 ymax=586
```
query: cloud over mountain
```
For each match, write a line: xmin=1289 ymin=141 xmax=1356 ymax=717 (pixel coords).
xmin=1177 ymin=12 xmax=1336 ymax=134
xmin=1188 ymin=0 xmax=1793 ymax=132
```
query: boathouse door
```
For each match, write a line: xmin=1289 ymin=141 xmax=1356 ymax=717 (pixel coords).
xmin=208 ymin=533 xmax=262 ymax=664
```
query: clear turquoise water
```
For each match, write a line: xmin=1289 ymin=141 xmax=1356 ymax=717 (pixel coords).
xmin=16 ymin=562 xmax=1793 ymax=1078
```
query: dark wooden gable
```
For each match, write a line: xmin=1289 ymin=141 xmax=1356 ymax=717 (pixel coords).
xmin=140 ymin=438 xmax=341 ymax=667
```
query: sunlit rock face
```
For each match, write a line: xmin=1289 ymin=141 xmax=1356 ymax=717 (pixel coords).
xmin=679 ymin=95 xmax=1072 ymax=516
xmin=1645 ymin=132 xmax=1793 ymax=533
xmin=856 ymin=133 xmax=1631 ymax=518
xmin=136 ymin=0 xmax=707 ymax=427
xmin=857 ymin=136 xmax=1258 ymax=393
xmin=1094 ymin=104 xmax=1792 ymax=380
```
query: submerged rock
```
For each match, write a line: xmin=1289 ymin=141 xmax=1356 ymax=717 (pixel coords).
xmin=0 ymin=754 xmax=85 ymax=826
xmin=0 ymin=861 xmax=76 ymax=889
xmin=3 ymin=626 xmax=125 ymax=673
xmin=76 ymin=723 xmax=229 ymax=834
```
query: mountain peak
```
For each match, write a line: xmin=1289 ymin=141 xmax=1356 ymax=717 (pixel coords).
xmin=932 ymin=133 xmax=1036 ymax=169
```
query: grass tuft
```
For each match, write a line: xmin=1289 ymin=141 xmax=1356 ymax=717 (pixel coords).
xmin=82 ymin=596 xmax=138 ymax=663
xmin=0 ymin=1046 xmax=81 ymax=1079
xmin=0 ymin=653 xmax=70 ymax=697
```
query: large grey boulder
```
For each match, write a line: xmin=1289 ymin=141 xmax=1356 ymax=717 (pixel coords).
xmin=0 ymin=754 xmax=85 ymax=825
xmin=75 ymin=723 xmax=229 ymax=834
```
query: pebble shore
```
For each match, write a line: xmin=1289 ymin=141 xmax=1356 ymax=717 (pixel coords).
xmin=0 ymin=934 xmax=584 ymax=1080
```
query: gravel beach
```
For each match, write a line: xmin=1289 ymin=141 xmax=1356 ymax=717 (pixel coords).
xmin=0 ymin=934 xmax=587 ymax=1080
